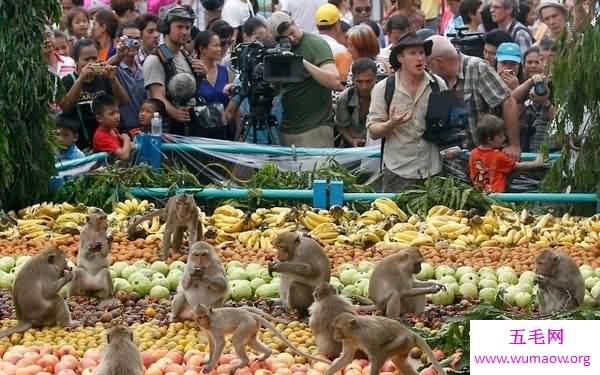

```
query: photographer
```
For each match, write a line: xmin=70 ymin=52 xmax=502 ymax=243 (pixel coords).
xmin=107 ymin=23 xmax=146 ymax=132
xmin=61 ymin=38 xmax=129 ymax=150
xmin=267 ymin=12 xmax=343 ymax=147
xmin=427 ymin=35 xmax=521 ymax=160
xmin=143 ymin=6 xmax=208 ymax=135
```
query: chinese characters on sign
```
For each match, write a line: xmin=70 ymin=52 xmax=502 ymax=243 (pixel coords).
xmin=509 ymin=328 xmax=564 ymax=345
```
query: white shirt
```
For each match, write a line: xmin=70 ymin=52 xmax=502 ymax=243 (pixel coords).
xmin=222 ymin=0 xmax=254 ymax=28
xmin=319 ymin=34 xmax=347 ymax=55
xmin=378 ymin=45 xmax=392 ymax=65
xmin=181 ymin=0 xmax=207 ymax=30
xmin=280 ymin=0 xmax=328 ymax=33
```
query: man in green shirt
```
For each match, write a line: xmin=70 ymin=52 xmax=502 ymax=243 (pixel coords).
xmin=267 ymin=12 xmax=343 ymax=147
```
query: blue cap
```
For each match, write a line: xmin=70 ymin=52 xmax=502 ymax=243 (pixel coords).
xmin=496 ymin=42 xmax=522 ymax=63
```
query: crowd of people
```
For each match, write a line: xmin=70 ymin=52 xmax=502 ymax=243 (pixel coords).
xmin=46 ymin=0 xmax=596 ymax=193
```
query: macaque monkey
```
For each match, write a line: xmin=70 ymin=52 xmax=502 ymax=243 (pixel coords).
xmin=69 ymin=210 xmax=113 ymax=301
xmin=0 ymin=248 xmax=78 ymax=338
xmin=535 ymin=250 xmax=585 ymax=314
xmin=369 ymin=247 xmax=445 ymax=318
xmin=325 ymin=312 xmax=447 ymax=375
xmin=170 ymin=241 xmax=229 ymax=321
xmin=95 ymin=325 xmax=143 ymax=375
xmin=193 ymin=304 xmax=330 ymax=374
xmin=270 ymin=232 xmax=330 ymax=315
xmin=128 ymin=194 xmax=202 ymax=259
xmin=309 ymin=283 xmax=358 ymax=359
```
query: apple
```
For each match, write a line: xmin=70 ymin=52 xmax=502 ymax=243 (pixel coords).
xmin=357 ymin=261 xmax=374 ymax=273
xmin=228 ymin=268 xmax=249 ymax=281
xmin=478 ymin=279 xmax=498 ymax=289
xmin=458 ymin=282 xmax=478 ymax=298
xmin=497 ymin=272 xmax=518 ymax=285
xmin=584 ymin=277 xmax=599 ymax=290
xmin=439 ymin=275 xmax=457 ymax=284
xmin=455 ymin=266 xmax=475 ymax=280
xmin=435 ymin=265 xmax=455 ymax=280
xmin=459 ymin=273 xmax=479 ymax=285
xmin=149 ymin=285 xmax=170 ymax=299
xmin=250 ymin=278 xmax=267 ymax=291
xmin=416 ymin=263 xmax=434 ymax=281
xmin=342 ymin=285 xmax=360 ymax=297
xmin=519 ymin=271 xmax=537 ymax=285
xmin=514 ymin=292 xmax=532 ymax=308
xmin=150 ymin=261 xmax=170 ymax=276
xmin=479 ymin=287 xmax=497 ymax=304
xmin=170 ymin=261 xmax=186 ymax=272
xmin=580 ymin=267 xmax=594 ymax=280
xmin=431 ymin=289 xmax=455 ymax=305
xmin=444 ymin=282 xmax=459 ymax=295
xmin=590 ymin=283 xmax=600 ymax=298
xmin=340 ymin=269 xmax=360 ymax=286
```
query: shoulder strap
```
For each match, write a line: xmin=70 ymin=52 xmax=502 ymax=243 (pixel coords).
xmin=347 ymin=87 xmax=356 ymax=117
xmin=380 ymin=75 xmax=396 ymax=174
xmin=156 ymin=44 xmax=178 ymax=88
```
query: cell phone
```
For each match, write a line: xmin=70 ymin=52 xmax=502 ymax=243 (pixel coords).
xmin=505 ymin=69 xmax=514 ymax=75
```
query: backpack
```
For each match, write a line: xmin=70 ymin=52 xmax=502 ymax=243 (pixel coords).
xmin=379 ymin=74 xmax=468 ymax=172
xmin=508 ymin=20 xmax=535 ymax=44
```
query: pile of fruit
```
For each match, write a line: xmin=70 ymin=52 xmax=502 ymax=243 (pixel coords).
xmin=3 ymin=200 xmax=600 ymax=250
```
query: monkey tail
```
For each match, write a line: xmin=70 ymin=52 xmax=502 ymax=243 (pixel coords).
xmin=0 ymin=321 xmax=32 ymax=339
xmin=239 ymin=307 xmax=289 ymax=324
xmin=254 ymin=315 xmax=331 ymax=365
xmin=413 ymin=334 xmax=447 ymax=375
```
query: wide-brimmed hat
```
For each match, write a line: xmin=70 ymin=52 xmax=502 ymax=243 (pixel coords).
xmin=537 ymin=0 xmax=568 ymax=18
xmin=389 ymin=32 xmax=433 ymax=71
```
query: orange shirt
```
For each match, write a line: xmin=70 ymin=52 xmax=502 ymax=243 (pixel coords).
xmin=98 ymin=47 xmax=109 ymax=62
xmin=468 ymin=147 xmax=516 ymax=192
xmin=335 ymin=52 xmax=353 ymax=83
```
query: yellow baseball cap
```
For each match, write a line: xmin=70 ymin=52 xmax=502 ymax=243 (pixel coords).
xmin=315 ymin=4 xmax=341 ymax=26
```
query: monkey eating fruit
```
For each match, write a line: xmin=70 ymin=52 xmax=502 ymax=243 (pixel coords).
xmin=270 ymin=232 xmax=330 ymax=315
xmin=193 ymin=304 xmax=330 ymax=375
xmin=325 ymin=312 xmax=447 ymax=375
xmin=128 ymin=193 xmax=202 ymax=260
xmin=170 ymin=241 xmax=229 ymax=321
xmin=535 ymin=249 xmax=585 ymax=314
xmin=0 ymin=247 xmax=79 ymax=338
xmin=69 ymin=210 xmax=114 ymax=303
xmin=369 ymin=247 xmax=445 ymax=318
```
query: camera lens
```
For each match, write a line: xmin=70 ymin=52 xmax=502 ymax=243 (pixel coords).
xmin=533 ymin=81 xmax=548 ymax=97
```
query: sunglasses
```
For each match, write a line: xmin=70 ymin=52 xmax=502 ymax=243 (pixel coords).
xmin=354 ymin=6 xmax=371 ymax=13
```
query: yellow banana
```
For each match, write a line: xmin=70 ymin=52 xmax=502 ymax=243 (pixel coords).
xmin=371 ymin=198 xmax=408 ymax=220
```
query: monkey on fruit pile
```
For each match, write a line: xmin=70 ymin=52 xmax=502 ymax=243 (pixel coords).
xmin=369 ymin=247 xmax=445 ymax=318
xmin=193 ymin=304 xmax=331 ymax=375
xmin=535 ymin=250 xmax=585 ymax=314
xmin=170 ymin=241 xmax=229 ymax=321
xmin=325 ymin=312 xmax=447 ymax=375
xmin=69 ymin=210 xmax=113 ymax=301
xmin=0 ymin=248 xmax=79 ymax=338
xmin=128 ymin=193 xmax=202 ymax=260
xmin=95 ymin=325 xmax=143 ymax=375
xmin=309 ymin=283 xmax=358 ymax=359
xmin=270 ymin=232 xmax=330 ymax=315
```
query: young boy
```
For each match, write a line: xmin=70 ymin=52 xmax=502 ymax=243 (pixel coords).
xmin=469 ymin=115 xmax=545 ymax=193
xmin=92 ymin=94 xmax=133 ymax=161
xmin=56 ymin=114 xmax=85 ymax=162
xmin=129 ymin=98 xmax=166 ymax=139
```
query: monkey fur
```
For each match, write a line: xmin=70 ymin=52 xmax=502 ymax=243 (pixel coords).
xmin=325 ymin=312 xmax=447 ymax=375
xmin=193 ymin=304 xmax=330 ymax=375
xmin=95 ymin=325 xmax=143 ymax=375
xmin=128 ymin=194 xmax=202 ymax=260
xmin=270 ymin=232 xmax=330 ymax=316
xmin=69 ymin=210 xmax=113 ymax=300
xmin=170 ymin=241 xmax=229 ymax=321
xmin=535 ymin=250 xmax=585 ymax=314
xmin=369 ymin=247 xmax=444 ymax=318
xmin=308 ymin=283 xmax=358 ymax=359
xmin=0 ymin=247 xmax=78 ymax=338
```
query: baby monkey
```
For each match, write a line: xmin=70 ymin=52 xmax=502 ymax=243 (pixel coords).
xmin=193 ymin=304 xmax=331 ymax=375
xmin=535 ymin=249 xmax=585 ymax=314
xmin=325 ymin=312 xmax=447 ymax=375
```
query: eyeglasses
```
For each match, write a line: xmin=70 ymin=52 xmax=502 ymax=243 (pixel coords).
xmin=354 ymin=6 xmax=371 ymax=13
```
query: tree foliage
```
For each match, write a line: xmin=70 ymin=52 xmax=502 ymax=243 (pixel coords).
xmin=0 ymin=0 xmax=61 ymax=209
xmin=543 ymin=6 xmax=600 ymax=194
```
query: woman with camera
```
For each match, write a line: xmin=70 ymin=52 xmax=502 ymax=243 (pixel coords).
xmin=194 ymin=30 xmax=236 ymax=140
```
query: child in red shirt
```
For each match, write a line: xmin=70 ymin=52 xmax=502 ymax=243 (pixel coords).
xmin=92 ymin=94 xmax=133 ymax=161
xmin=469 ymin=115 xmax=544 ymax=192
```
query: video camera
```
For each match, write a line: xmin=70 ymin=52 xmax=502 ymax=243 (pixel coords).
xmin=447 ymin=26 xmax=485 ymax=58
xmin=229 ymin=39 xmax=305 ymax=143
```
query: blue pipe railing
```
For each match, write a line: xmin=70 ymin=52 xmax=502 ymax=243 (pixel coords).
xmin=55 ymin=152 xmax=109 ymax=172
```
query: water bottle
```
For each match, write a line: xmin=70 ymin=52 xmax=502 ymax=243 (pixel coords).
xmin=151 ymin=112 xmax=162 ymax=135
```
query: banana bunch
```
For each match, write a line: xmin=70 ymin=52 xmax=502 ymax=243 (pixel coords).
xmin=141 ymin=216 xmax=164 ymax=234
xmin=212 ymin=205 xmax=255 ymax=233
xmin=357 ymin=209 xmax=385 ymax=226
xmin=113 ymin=199 xmax=153 ymax=218
xmin=309 ymin=222 xmax=339 ymax=244
xmin=53 ymin=212 xmax=88 ymax=232
xmin=0 ymin=227 xmax=19 ymax=240
xmin=250 ymin=207 xmax=297 ymax=229
xmin=16 ymin=218 xmax=54 ymax=240
xmin=300 ymin=210 xmax=334 ymax=231
xmin=371 ymin=198 xmax=408 ymax=221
